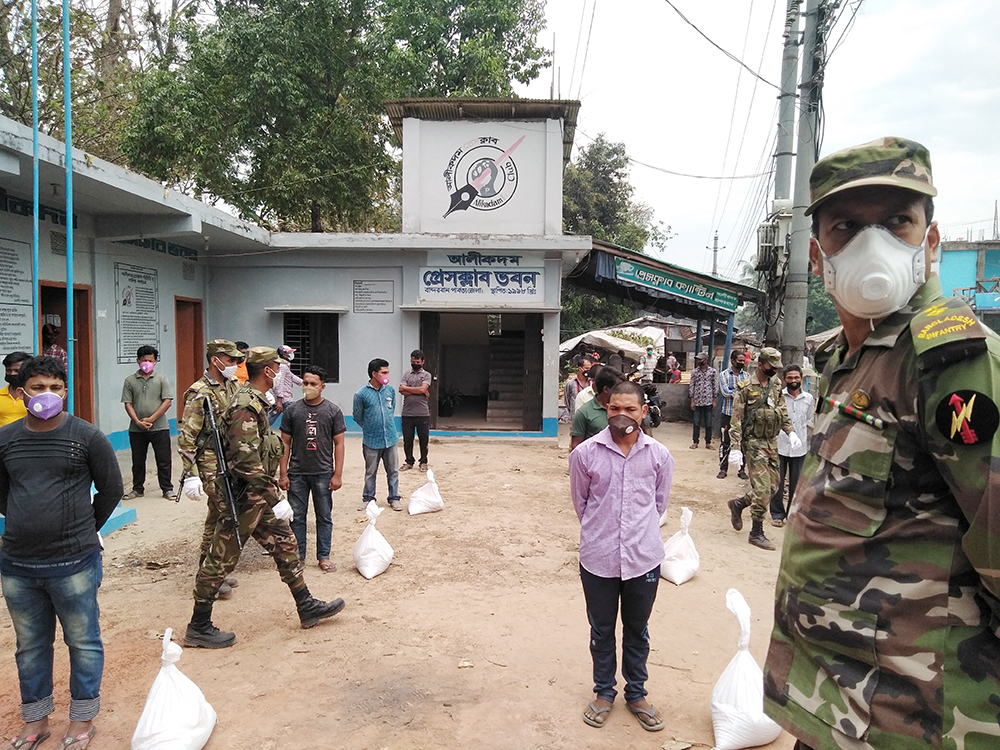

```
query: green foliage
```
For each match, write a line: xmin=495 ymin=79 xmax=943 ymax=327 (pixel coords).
xmin=118 ymin=0 xmax=549 ymax=230
xmin=560 ymin=286 xmax=634 ymax=342
xmin=806 ymin=273 xmax=840 ymax=335
xmin=562 ymin=133 xmax=672 ymax=252
xmin=605 ymin=329 xmax=655 ymax=348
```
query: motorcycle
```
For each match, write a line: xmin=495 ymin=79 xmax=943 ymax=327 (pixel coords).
xmin=643 ymin=382 xmax=663 ymax=428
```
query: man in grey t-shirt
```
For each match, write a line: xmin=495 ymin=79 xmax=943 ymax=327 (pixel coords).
xmin=278 ymin=364 xmax=346 ymax=571
xmin=399 ymin=349 xmax=432 ymax=472
xmin=121 ymin=344 xmax=175 ymax=500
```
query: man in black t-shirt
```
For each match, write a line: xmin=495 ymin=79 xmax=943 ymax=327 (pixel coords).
xmin=0 ymin=356 xmax=123 ymax=749
xmin=278 ymin=364 xmax=346 ymax=572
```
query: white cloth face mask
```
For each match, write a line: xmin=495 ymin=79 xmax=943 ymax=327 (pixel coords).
xmin=819 ymin=224 xmax=926 ymax=320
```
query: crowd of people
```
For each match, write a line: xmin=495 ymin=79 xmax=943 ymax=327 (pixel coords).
xmin=3 ymin=136 xmax=1000 ymax=749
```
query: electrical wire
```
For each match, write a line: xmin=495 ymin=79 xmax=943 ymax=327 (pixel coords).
xmin=661 ymin=0 xmax=780 ymax=90
xmin=567 ymin=0 xmax=589 ymax=98
xmin=576 ymin=0 xmax=598 ymax=100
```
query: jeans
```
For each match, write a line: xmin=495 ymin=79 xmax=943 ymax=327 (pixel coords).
xmin=692 ymin=405 xmax=713 ymax=444
xmin=129 ymin=429 xmax=173 ymax=493
xmin=288 ymin=473 xmax=333 ymax=560
xmin=2 ymin=555 xmax=104 ymax=722
xmin=362 ymin=444 xmax=400 ymax=503
xmin=401 ymin=415 xmax=429 ymax=465
xmin=770 ymin=453 xmax=804 ymax=520
xmin=579 ymin=564 xmax=660 ymax=704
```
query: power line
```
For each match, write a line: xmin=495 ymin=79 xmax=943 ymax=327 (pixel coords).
xmin=576 ymin=0 xmax=599 ymax=99
xmin=661 ymin=0 xmax=780 ymax=90
xmin=567 ymin=0 xmax=589 ymax=98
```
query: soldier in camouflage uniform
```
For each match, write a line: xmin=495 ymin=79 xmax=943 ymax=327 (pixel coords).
xmin=184 ymin=347 xmax=345 ymax=648
xmin=177 ymin=339 xmax=242 ymax=599
xmin=726 ymin=347 xmax=798 ymax=550
xmin=764 ymin=137 xmax=1000 ymax=750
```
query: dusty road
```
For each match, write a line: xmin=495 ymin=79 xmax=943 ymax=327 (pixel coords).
xmin=0 ymin=421 xmax=795 ymax=750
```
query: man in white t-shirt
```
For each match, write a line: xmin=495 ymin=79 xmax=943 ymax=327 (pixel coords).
xmin=769 ymin=365 xmax=814 ymax=526
xmin=639 ymin=346 xmax=658 ymax=384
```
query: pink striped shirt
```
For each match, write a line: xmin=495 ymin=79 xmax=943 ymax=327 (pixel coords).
xmin=568 ymin=428 xmax=674 ymax=580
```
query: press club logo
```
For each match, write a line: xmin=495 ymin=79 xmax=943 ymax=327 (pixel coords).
xmin=442 ymin=135 xmax=523 ymax=218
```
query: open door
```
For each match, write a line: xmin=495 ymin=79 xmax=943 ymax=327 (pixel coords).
xmin=175 ymin=297 xmax=204 ymax=418
xmin=420 ymin=311 xmax=440 ymax=428
xmin=522 ymin=313 xmax=543 ymax=431
xmin=39 ymin=284 xmax=94 ymax=423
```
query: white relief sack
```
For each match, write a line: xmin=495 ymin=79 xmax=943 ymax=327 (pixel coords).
xmin=710 ymin=590 xmax=782 ymax=750
xmin=353 ymin=500 xmax=394 ymax=579
xmin=131 ymin=628 xmax=217 ymax=750
xmin=660 ymin=506 xmax=700 ymax=585
xmin=408 ymin=468 xmax=444 ymax=515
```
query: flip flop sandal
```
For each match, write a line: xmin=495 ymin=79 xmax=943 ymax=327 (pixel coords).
xmin=582 ymin=701 xmax=612 ymax=728
xmin=627 ymin=704 xmax=665 ymax=732
xmin=318 ymin=559 xmax=336 ymax=572
xmin=59 ymin=727 xmax=95 ymax=750
xmin=8 ymin=732 xmax=50 ymax=750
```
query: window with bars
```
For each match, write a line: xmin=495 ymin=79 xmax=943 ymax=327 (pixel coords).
xmin=283 ymin=313 xmax=340 ymax=382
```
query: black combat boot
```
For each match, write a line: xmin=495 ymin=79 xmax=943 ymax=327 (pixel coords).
xmin=295 ymin=591 xmax=346 ymax=629
xmin=183 ymin=601 xmax=237 ymax=648
xmin=748 ymin=519 xmax=776 ymax=550
xmin=728 ymin=498 xmax=749 ymax=531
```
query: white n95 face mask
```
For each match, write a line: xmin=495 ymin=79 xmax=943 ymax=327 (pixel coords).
xmin=820 ymin=224 xmax=926 ymax=320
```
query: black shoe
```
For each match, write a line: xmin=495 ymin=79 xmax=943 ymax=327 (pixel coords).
xmin=183 ymin=621 xmax=236 ymax=648
xmin=297 ymin=596 xmax=346 ymax=629
xmin=728 ymin=498 xmax=747 ymax=531
xmin=717 ymin=470 xmax=727 ymax=479
xmin=749 ymin=519 xmax=776 ymax=550
xmin=737 ymin=469 xmax=749 ymax=480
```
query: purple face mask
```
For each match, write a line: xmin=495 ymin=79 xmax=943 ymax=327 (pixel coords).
xmin=27 ymin=391 xmax=64 ymax=420
xmin=139 ymin=361 xmax=155 ymax=374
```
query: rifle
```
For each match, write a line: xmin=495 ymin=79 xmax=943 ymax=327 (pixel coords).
xmin=203 ymin=395 xmax=243 ymax=550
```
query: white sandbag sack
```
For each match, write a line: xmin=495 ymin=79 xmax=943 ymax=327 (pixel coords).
xmin=131 ymin=628 xmax=217 ymax=750
xmin=660 ymin=506 xmax=700 ymax=585
xmin=659 ymin=505 xmax=668 ymax=527
xmin=408 ymin=468 xmax=444 ymax=515
xmin=710 ymin=589 xmax=782 ymax=750
xmin=353 ymin=500 xmax=394 ymax=579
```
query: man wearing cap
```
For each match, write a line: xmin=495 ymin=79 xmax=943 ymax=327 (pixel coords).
xmin=177 ymin=339 xmax=243 ymax=600
xmin=763 ymin=137 xmax=1000 ymax=749
xmin=184 ymin=346 xmax=345 ymax=648
xmin=41 ymin=324 xmax=68 ymax=373
xmin=638 ymin=346 xmax=658 ymax=384
xmin=726 ymin=347 xmax=799 ymax=550
xmin=717 ymin=350 xmax=751 ymax=479
xmin=688 ymin=351 xmax=717 ymax=450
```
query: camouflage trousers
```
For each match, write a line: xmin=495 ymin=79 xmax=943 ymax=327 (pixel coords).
xmin=193 ymin=493 xmax=306 ymax=604
xmin=199 ymin=468 xmax=222 ymax=558
xmin=742 ymin=437 xmax=778 ymax=521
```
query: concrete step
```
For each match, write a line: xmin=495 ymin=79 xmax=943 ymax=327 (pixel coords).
xmin=489 ymin=374 xmax=523 ymax=385
xmin=487 ymin=406 xmax=524 ymax=419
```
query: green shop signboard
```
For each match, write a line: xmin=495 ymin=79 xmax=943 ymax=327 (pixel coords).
xmin=614 ymin=258 xmax=739 ymax=313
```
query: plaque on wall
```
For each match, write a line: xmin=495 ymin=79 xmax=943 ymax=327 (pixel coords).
xmin=353 ymin=280 xmax=395 ymax=313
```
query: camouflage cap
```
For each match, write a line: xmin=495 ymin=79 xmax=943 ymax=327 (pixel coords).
xmin=206 ymin=339 xmax=243 ymax=358
xmin=759 ymin=347 xmax=783 ymax=368
xmin=806 ymin=136 xmax=937 ymax=216
xmin=245 ymin=346 xmax=285 ymax=365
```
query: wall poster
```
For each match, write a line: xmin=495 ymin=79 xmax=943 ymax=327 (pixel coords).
xmin=115 ymin=263 xmax=159 ymax=363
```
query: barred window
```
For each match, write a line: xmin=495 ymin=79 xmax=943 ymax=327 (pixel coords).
xmin=283 ymin=313 xmax=340 ymax=382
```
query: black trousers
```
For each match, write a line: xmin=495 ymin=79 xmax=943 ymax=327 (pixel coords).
xmin=129 ymin=429 xmax=173 ymax=493
xmin=692 ymin=405 xmax=713 ymax=444
xmin=401 ymin=415 xmax=429 ymax=465
xmin=769 ymin=453 xmax=804 ymax=520
xmin=579 ymin=564 xmax=660 ymax=704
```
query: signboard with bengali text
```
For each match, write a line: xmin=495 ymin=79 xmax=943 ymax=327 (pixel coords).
xmin=614 ymin=258 xmax=739 ymax=313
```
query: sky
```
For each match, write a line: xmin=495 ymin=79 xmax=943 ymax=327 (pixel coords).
xmin=515 ymin=0 xmax=1000 ymax=281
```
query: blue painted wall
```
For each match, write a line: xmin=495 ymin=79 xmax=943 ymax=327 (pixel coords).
xmin=939 ymin=249 xmax=978 ymax=297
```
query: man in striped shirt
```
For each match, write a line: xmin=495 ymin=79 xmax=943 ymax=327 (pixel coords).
xmin=352 ymin=358 xmax=401 ymax=512
xmin=717 ymin=351 xmax=751 ymax=479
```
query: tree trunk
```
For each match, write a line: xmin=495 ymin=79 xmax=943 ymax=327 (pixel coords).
xmin=311 ymin=201 xmax=322 ymax=232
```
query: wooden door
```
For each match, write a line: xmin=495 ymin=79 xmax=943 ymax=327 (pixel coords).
xmin=174 ymin=298 xmax=204 ymax=418
xmin=39 ymin=283 xmax=94 ymax=422
xmin=420 ymin=312 xmax=440 ymax=428
xmin=522 ymin=313 xmax=543 ymax=431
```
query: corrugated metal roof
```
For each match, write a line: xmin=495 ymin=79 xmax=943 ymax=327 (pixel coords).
xmin=384 ymin=98 xmax=581 ymax=162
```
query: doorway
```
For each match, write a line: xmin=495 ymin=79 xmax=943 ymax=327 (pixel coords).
xmin=39 ymin=283 xmax=94 ymax=423
xmin=175 ymin=298 xmax=205 ymax=418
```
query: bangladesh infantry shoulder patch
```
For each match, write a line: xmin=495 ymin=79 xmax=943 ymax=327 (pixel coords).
xmin=935 ymin=390 xmax=999 ymax=445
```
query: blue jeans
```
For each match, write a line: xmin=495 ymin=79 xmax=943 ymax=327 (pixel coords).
xmin=362 ymin=444 xmax=400 ymax=503
xmin=2 ymin=555 xmax=104 ymax=722
xmin=288 ymin=473 xmax=333 ymax=560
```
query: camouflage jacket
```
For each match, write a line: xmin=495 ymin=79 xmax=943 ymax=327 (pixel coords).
xmin=220 ymin=383 xmax=284 ymax=508
xmin=764 ymin=277 xmax=1000 ymax=749
xmin=177 ymin=373 xmax=238 ymax=481
xmin=728 ymin=373 xmax=792 ymax=445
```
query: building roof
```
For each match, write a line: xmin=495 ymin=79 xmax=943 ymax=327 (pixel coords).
xmin=384 ymin=98 xmax=581 ymax=162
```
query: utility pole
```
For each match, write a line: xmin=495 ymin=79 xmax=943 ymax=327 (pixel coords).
xmin=782 ymin=0 xmax=824 ymax=369
xmin=709 ymin=231 xmax=724 ymax=276
xmin=993 ymin=200 xmax=998 ymax=240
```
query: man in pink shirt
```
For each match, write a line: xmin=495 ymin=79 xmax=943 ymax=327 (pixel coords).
xmin=568 ymin=380 xmax=674 ymax=733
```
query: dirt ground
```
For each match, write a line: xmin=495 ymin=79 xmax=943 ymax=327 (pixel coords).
xmin=0 ymin=421 xmax=797 ymax=750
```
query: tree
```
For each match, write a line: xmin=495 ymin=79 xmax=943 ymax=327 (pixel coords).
xmin=118 ymin=0 xmax=549 ymax=231
xmin=806 ymin=272 xmax=839 ymax=335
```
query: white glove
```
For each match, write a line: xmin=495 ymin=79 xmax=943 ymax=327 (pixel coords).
xmin=728 ymin=449 xmax=744 ymax=467
xmin=788 ymin=431 xmax=803 ymax=451
xmin=272 ymin=498 xmax=294 ymax=521
xmin=183 ymin=476 xmax=203 ymax=499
